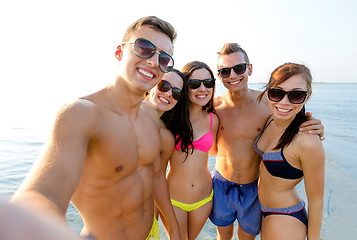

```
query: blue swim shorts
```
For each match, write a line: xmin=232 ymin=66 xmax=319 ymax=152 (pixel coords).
xmin=261 ymin=201 xmax=308 ymax=227
xmin=209 ymin=169 xmax=261 ymax=236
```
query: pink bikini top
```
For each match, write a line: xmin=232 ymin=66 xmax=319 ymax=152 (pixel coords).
xmin=175 ymin=112 xmax=213 ymax=152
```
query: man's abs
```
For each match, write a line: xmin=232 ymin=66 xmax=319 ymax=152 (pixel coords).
xmin=214 ymin=152 xmax=260 ymax=184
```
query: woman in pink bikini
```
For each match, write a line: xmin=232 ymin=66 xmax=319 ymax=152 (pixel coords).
xmin=160 ymin=61 xmax=219 ymax=240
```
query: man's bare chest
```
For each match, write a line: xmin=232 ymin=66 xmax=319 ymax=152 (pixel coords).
xmin=217 ymin=107 xmax=269 ymax=141
xmin=87 ymin=117 xmax=161 ymax=175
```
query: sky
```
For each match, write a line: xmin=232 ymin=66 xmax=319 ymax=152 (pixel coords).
xmin=1 ymin=0 xmax=356 ymax=127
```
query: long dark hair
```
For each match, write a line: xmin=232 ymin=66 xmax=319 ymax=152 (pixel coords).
xmin=161 ymin=69 xmax=194 ymax=155
xmin=259 ymin=63 xmax=312 ymax=149
xmin=181 ymin=61 xmax=216 ymax=113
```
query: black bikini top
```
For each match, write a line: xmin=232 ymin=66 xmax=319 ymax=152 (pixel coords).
xmin=254 ymin=120 xmax=303 ymax=180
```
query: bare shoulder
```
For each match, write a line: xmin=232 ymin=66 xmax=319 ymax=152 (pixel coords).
xmin=140 ymin=101 xmax=162 ymax=127
xmin=292 ymin=131 xmax=325 ymax=189
xmin=214 ymin=93 xmax=228 ymax=109
xmin=250 ymin=88 xmax=263 ymax=97
xmin=160 ymin=125 xmax=174 ymax=144
xmin=159 ymin=122 xmax=175 ymax=167
xmin=250 ymin=89 xmax=271 ymax=118
xmin=160 ymin=126 xmax=174 ymax=153
xmin=58 ymin=98 xmax=97 ymax=118
xmin=296 ymin=131 xmax=323 ymax=150
xmin=10 ymin=98 xmax=103 ymax=213
xmin=141 ymin=101 xmax=157 ymax=115
xmin=54 ymin=98 xmax=100 ymax=136
xmin=211 ymin=112 xmax=220 ymax=129
xmin=294 ymin=132 xmax=325 ymax=163
xmin=249 ymin=88 xmax=268 ymax=106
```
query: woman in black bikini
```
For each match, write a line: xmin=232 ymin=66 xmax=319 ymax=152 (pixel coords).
xmin=255 ymin=63 xmax=325 ymax=240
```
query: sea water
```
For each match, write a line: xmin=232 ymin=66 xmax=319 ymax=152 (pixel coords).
xmin=1 ymin=83 xmax=356 ymax=239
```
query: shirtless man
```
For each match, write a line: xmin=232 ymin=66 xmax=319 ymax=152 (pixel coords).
xmin=10 ymin=16 xmax=181 ymax=240
xmin=209 ymin=43 xmax=324 ymax=240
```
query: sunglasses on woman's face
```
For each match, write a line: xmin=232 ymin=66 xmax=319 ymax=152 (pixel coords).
xmin=217 ymin=63 xmax=248 ymax=78
xmin=157 ymin=80 xmax=181 ymax=100
xmin=122 ymin=38 xmax=174 ymax=73
xmin=188 ymin=78 xmax=215 ymax=89
xmin=267 ymin=88 xmax=309 ymax=104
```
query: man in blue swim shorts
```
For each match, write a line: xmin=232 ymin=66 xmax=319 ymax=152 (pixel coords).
xmin=209 ymin=43 xmax=324 ymax=239
xmin=209 ymin=169 xmax=261 ymax=236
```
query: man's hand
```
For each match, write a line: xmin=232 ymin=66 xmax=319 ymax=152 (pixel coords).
xmin=299 ymin=112 xmax=325 ymax=141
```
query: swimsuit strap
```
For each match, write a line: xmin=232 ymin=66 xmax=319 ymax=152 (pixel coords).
xmin=263 ymin=117 xmax=274 ymax=132
xmin=254 ymin=117 xmax=274 ymax=156
xmin=209 ymin=112 xmax=213 ymax=132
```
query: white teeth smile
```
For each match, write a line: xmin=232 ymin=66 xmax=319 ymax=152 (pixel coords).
xmin=229 ymin=79 xmax=241 ymax=85
xmin=277 ymin=107 xmax=290 ymax=113
xmin=159 ymin=96 xmax=169 ymax=104
xmin=196 ymin=94 xmax=207 ymax=99
xmin=138 ymin=69 xmax=153 ymax=78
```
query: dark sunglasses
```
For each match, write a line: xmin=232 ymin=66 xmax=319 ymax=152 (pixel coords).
xmin=123 ymin=38 xmax=174 ymax=73
xmin=188 ymin=78 xmax=215 ymax=89
xmin=157 ymin=80 xmax=182 ymax=100
xmin=218 ymin=63 xmax=248 ymax=78
xmin=267 ymin=88 xmax=309 ymax=104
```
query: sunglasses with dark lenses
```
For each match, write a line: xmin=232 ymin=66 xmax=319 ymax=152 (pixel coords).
xmin=157 ymin=80 xmax=182 ymax=100
xmin=188 ymin=78 xmax=215 ymax=89
xmin=123 ymin=38 xmax=174 ymax=73
xmin=218 ymin=63 xmax=248 ymax=78
xmin=267 ymin=88 xmax=309 ymax=104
